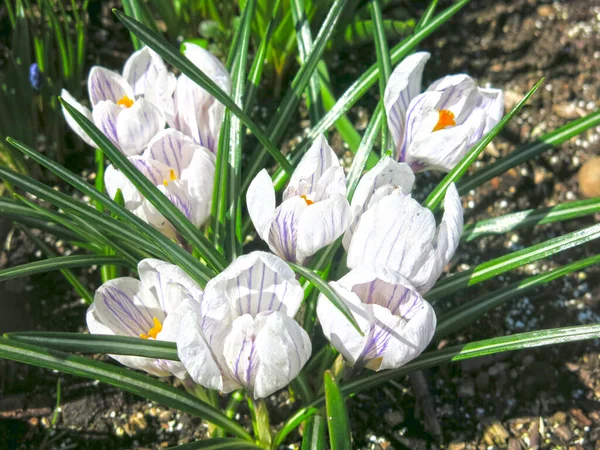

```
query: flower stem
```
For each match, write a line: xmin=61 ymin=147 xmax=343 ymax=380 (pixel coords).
xmin=247 ymin=397 xmax=272 ymax=448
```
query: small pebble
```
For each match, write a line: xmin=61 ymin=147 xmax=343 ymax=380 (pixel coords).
xmin=578 ymin=157 xmax=600 ymax=198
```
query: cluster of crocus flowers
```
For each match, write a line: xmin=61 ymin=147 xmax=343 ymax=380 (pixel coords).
xmin=384 ymin=51 xmax=504 ymax=172
xmin=62 ymin=44 xmax=231 ymax=238
xmin=89 ymin=252 xmax=311 ymax=399
xmin=317 ymin=157 xmax=464 ymax=372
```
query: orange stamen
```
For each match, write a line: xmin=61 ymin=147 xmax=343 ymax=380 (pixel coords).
xmin=117 ymin=95 xmax=134 ymax=108
xmin=169 ymin=169 xmax=176 ymax=181
xmin=301 ymin=195 xmax=314 ymax=206
xmin=140 ymin=317 xmax=163 ymax=340
xmin=432 ymin=109 xmax=456 ymax=132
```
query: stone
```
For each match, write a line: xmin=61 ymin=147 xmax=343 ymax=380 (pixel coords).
xmin=578 ymin=157 xmax=600 ymax=198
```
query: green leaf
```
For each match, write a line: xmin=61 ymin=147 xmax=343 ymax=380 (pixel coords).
xmin=301 ymin=413 xmax=327 ymax=450
xmin=0 ymin=255 xmax=127 ymax=281
xmin=113 ymin=9 xmax=293 ymax=175
xmin=427 ymin=222 xmax=600 ymax=301
xmin=273 ymin=323 xmax=600 ymax=446
xmin=423 ymin=78 xmax=544 ymax=211
xmin=58 ymin=100 xmax=227 ymax=274
xmin=5 ymin=137 xmax=214 ymax=286
xmin=241 ymin=0 xmax=349 ymax=193
xmin=287 ymin=262 xmax=363 ymax=336
xmin=5 ymin=332 xmax=178 ymax=360
xmin=0 ymin=338 xmax=253 ymax=441
xmin=269 ymin=0 xmax=471 ymax=192
xmin=459 ymin=109 xmax=600 ymax=195
xmin=243 ymin=14 xmax=276 ymax=113
xmin=122 ymin=0 xmax=159 ymax=50
xmin=324 ymin=371 xmax=351 ymax=450
xmin=165 ymin=438 xmax=263 ymax=449
xmin=415 ymin=0 xmax=438 ymax=31
xmin=15 ymin=225 xmax=94 ymax=304
xmin=462 ymin=197 xmax=600 ymax=242
xmin=368 ymin=0 xmax=392 ymax=155
xmin=435 ymin=253 xmax=600 ymax=339
xmin=346 ymin=103 xmax=384 ymax=200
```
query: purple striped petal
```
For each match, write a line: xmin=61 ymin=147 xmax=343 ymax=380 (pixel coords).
xmin=144 ymin=129 xmax=196 ymax=175
xmin=267 ymin=197 xmax=307 ymax=263
xmin=115 ymin=98 xmax=165 ymax=155
xmin=92 ymin=101 xmax=121 ymax=149
xmin=88 ymin=67 xmax=133 ymax=107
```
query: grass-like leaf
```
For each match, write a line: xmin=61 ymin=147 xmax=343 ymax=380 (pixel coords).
xmin=462 ymin=197 xmax=600 ymax=242
xmin=301 ymin=413 xmax=327 ymax=450
xmin=165 ymin=438 xmax=263 ymax=449
xmin=435 ymin=253 xmax=600 ymax=339
xmin=113 ymin=9 xmax=293 ymax=174
xmin=459 ymin=109 xmax=600 ymax=194
xmin=243 ymin=14 xmax=276 ymax=113
xmin=288 ymin=262 xmax=364 ymax=336
xmin=122 ymin=0 xmax=158 ymax=50
xmin=273 ymin=323 xmax=600 ymax=445
xmin=0 ymin=338 xmax=253 ymax=441
xmin=324 ymin=371 xmax=351 ymax=450
xmin=269 ymin=0 xmax=471 ymax=192
xmin=427 ymin=222 xmax=600 ymax=301
xmin=5 ymin=332 xmax=178 ymax=360
xmin=0 ymin=254 xmax=128 ymax=281
xmin=59 ymin=100 xmax=227 ymax=274
xmin=6 ymin=137 xmax=214 ymax=285
xmin=423 ymin=78 xmax=544 ymax=211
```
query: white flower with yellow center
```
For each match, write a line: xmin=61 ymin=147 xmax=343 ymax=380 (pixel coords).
xmin=385 ymin=52 xmax=504 ymax=172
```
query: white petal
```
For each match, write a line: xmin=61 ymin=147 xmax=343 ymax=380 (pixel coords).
xmin=92 ymin=277 xmax=163 ymax=338
xmin=129 ymin=156 xmax=173 ymax=187
xmin=60 ymin=89 xmax=96 ymax=147
xmin=182 ymin=43 xmax=232 ymax=95
xmin=296 ymin=194 xmax=352 ymax=263
xmin=104 ymin=163 xmax=142 ymax=210
xmin=267 ymin=197 xmax=307 ymax=262
xmin=204 ymin=251 xmax=304 ymax=318
xmin=426 ymin=74 xmax=478 ymax=120
xmin=88 ymin=66 xmax=133 ymax=107
xmin=346 ymin=194 xmax=436 ymax=284
xmin=313 ymin=166 xmax=347 ymax=202
xmin=116 ymin=98 xmax=165 ymax=155
xmin=180 ymin=147 xmax=216 ymax=227
xmin=144 ymin=129 xmax=196 ymax=175
xmin=92 ymin=101 xmax=121 ymax=149
xmin=253 ymin=312 xmax=311 ymax=399
xmin=368 ymin=300 xmax=435 ymax=371
xmin=283 ymin=134 xmax=338 ymax=200
xmin=344 ymin=157 xmax=414 ymax=250
xmin=384 ymin=52 xmax=430 ymax=156
xmin=246 ymin=169 xmax=276 ymax=243
xmin=419 ymin=183 xmax=464 ymax=293
xmin=123 ymin=47 xmax=168 ymax=97
xmin=176 ymin=299 xmax=230 ymax=391
xmin=138 ymin=258 xmax=203 ymax=314
xmin=478 ymin=87 xmax=504 ymax=133
xmin=316 ymin=280 xmax=372 ymax=366
xmin=141 ymin=181 xmax=195 ymax=236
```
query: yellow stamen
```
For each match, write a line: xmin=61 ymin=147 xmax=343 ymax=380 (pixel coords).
xmin=169 ymin=169 xmax=176 ymax=181
xmin=432 ymin=109 xmax=456 ymax=132
xmin=163 ymin=179 xmax=169 ymax=187
xmin=301 ymin=195 xmax=314 ymax=206
xmin=140 ymin=317 xmax=163 ymax=339
xmin=117 ymin=95 xmax=134 ymax=108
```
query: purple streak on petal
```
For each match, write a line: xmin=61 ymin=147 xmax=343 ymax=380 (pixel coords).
xmin=246 ymin=340 xmax=257 ymax=386
xmin=267 ymin=273 xmax=278 ymax=310
xmin=101 ymin=286 xmax=153 ymax=336
xmin=257 ymin=263 xmax=266 ymax=315
xmin=276 ymin=282 xmax=288 ymax=312
xmin=245 ymin=266 xmax=254 ymax=316
xmin=232 ymin=338 xmax=246 ymax=385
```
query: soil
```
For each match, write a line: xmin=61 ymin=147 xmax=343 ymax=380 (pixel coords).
xmin=1 ymin=0 xmax=600 ymax=449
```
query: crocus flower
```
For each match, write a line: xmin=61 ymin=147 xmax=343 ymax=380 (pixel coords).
xmin=346 ymin=184 xmax=463 ymax=294
xmin=317 ymin=265 xmax=436 ymax=371
xmin=61 ymin=46 xmax=173 ymax=155
xmin=342 ymin=156 xmax=415 ymax=250
xmin=105 ymin=129 xmax=216 ymax=239
xmin=168 ymin=43 xmax=231 ymax=154
xmin=176 ymin=251 xmax=312 ymax=399
xmin=385 ymin=52 xmax=504 ymax=172
xmin=87 ymin=258 xmax=202 ymax=378
xmin=246 ymin=135 xmax=352 ymax=264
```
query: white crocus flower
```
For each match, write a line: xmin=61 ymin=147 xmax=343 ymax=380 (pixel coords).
xmin=317 ymin=265 xmax=436 ymax=371
xmin=168 ymin=43 xmax=232 ymax=154
xmin=105 ymin=129 xmax=215 ymax=239
xmin=385 ymin=52 xmax=504 ymax=172
xmin=346 ymin=184 xmax=464 ymax=294
xmin=246 ymin=135 xmax=352 ymax=264
xmin=176 ymin=252 xmax=312 ymax=399
xmin=342 ymin=156 xmax=415 ymax=250
xmin=87 ymin=258 xmax=202 ymax=378
xmin=61 ymin=47 xmax=173 ymax=155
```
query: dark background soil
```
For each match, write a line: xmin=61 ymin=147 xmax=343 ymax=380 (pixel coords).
xmin=1 ymin=0 xmax=600 ymax=449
